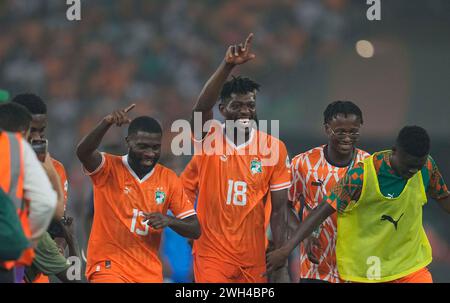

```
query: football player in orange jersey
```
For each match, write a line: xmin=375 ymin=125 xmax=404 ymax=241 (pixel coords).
xmin=76 ymin=105 xmax=200 ymax=283
xmin=181 ymin=33 xmax=291 ymax=283
xmin=288 ymin=101 xmax=369 ymax=283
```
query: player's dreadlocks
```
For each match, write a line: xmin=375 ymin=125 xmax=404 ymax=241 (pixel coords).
xmin=220 ymin=76 xmax=260 ymax=104
xmin=12 ymin=93 xmax=47 ymax=115
xmin=396 ymin=126 xmax=430 ymax=157
xmin=323 ymin=101 xmax=363 ymax=124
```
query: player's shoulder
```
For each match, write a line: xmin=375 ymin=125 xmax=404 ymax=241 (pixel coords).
xmin=153 ymin=163 xmax=180 ymax=183
xmin=255 ymin=129 xmax=287 ymax=148
xmin=355 ymin=148 xmax=370 ymax=158
xmin=50 ymin=157 xmax=65 ymax=171
xmin=292 ymin=145 xmax=325 ymax=164
xmin=103 ymin=152 xmax=124 ymax=163
xmin=50 ymin=157 xmax=68 ymax=181
xmin=426 ymin=154 xmax=436 ymax=166
xmin=100 ymin=153 xmax=130 ymax=172
xmin=423 ymin=154 xmax=437 ymax=173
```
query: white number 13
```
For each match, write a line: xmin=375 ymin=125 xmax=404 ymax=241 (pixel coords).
xmin=226 ymin=180 xmax=247 ymax=206
xmin=130 ymin=208 xmax=149 ymax=236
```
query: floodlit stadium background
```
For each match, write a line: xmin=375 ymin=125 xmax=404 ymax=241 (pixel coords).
xmin=1 ymin=0 xmax=449 ymax=282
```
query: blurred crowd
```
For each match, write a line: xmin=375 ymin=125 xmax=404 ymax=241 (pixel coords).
xmin=0 ymin=1 xmax=358 ymax=278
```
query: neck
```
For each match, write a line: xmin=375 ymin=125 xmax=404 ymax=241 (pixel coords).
xmin=224 ymin=128 xmax=251 ymax=146
xmin=128 ymin=156 xmax=154 ymax=179
xmin=325 ymin=144 xmax=355 ymax=167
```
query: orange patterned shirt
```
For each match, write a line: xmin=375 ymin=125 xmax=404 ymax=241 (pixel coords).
xmin=289 ymin=145 xmax=369 ymax=282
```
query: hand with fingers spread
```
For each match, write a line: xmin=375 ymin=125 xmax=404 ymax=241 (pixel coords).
xmin=224 ymin=33 xmax=256 ymax=66
xmin=143 ymin=212 xmax=172 ymax=230
xmin=104 ymin=104 xmax=136 ymax=127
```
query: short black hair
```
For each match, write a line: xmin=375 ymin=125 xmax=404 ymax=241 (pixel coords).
xmin=0 ymin=102 xmax=32 ymax=132
xmin=12 ymin=93 xmax=47 ymax=115
xmin=128 ymin=116 xmax=162 ymax=136
xmin=323 ymin=100 xmax=363 ymax=124
xmin=220 ymin=76 xmax=260 ymax=104
xmin=396 ymin=126 xmax=430 ymax=157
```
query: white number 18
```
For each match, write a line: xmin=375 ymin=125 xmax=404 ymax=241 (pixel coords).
xmin=226 ymin=180 xmax=247 ymax=206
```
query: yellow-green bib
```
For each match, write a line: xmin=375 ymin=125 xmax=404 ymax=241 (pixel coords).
xmin=336 ymin=152 xmax=432 ymax=282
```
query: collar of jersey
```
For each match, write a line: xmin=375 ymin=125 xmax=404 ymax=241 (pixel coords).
xmin=221 ymin=123 xmax=256 ymax=150
xmin=122 ymin=155 xmax=156 ymax=183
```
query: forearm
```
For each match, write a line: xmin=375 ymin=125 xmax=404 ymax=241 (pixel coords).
xmin=270 ymin=201 xmax=288 ymax=249
xmin=286 ymin=203 xmax=300 ymax=240
xmin=284 ymin=202 xmax=334 ymax=253
xmin=168 ymin=216 xmax=201 ymax=239
xmin=76 ymin=119 xmax=111 ymax=160
xmin=193 ymin=61 xmax=234 ymax=113
xmin=66 ymin=236 xmax=79 ymax=258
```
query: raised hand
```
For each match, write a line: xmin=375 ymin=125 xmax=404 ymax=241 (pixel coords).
xmin=104 ymin=104 xmax=136 ymax=127
xmin=224 ymin=33 xmax=256 ymax=66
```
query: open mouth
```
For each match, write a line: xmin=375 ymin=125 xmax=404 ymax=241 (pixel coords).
xmin=236 ymin=118 xmax=251 ymax=127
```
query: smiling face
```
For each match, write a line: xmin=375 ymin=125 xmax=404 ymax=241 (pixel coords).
xmin=126 ymin=131 xmax=162 ymax=170
xmin=325 ymin=113 xmax=362 ymax=157
xmin=219 ymin=91 xmax=257 ymax=132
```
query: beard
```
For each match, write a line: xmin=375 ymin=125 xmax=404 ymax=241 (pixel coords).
xmin=128 ymin=150 xmax=159 ymax=172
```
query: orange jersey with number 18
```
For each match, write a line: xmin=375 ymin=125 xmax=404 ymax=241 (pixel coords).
xmin=181 ymin=123 xmax=291 ymax=268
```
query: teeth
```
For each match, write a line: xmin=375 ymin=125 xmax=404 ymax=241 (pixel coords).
xmin=237 ymin=118 xmax=250 ymax=126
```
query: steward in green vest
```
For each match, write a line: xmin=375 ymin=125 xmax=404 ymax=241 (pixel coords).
xmin=266 ymin=126 xmax=450 ymax=282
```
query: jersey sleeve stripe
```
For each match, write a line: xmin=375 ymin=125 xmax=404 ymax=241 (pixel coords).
xmin=270 ymin=181 xmax=291 ymax=190
xmin=82 ymin=152 xmax=106 ymax=176
xmin=270 ymin=183 xmax=291 ymax=192
xmin=177 ymin=209 xmax=197 ymax=219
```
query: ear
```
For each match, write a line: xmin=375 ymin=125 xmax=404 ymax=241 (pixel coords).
xmin=324 ymin=123 xmax=331 ymax=135
xmin=218 ymin=103 xmax=226 ymax=117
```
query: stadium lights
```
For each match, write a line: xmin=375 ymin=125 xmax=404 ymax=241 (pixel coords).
xmin=356 ymin=40 xmax=375 ymax=58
